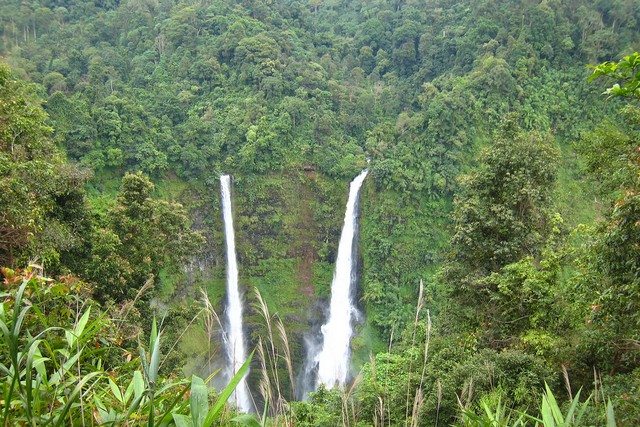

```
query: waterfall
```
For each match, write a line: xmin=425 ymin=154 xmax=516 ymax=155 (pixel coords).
xmin=220 ymin=175 xmax=252 ymax=412
xmin=314 ymin=169 xmax=369 ymax=389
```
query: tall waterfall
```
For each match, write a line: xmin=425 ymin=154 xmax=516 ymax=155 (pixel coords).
xmin=315 ymin=169 xmax=369 ymax=389
xmin=220 ymin=175 xmax=252 ymax=412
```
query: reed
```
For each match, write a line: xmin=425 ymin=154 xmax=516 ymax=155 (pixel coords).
xmin=257 ymin=337 xmax=274 ymax=411
xmin=341 ymin=373 xmax=362 ymax=427
xmin=199 ymin=288 xmax=226 ymax=368
xmin=405 ymin=280 xmax=425 ymax=426
xmin=253 ymin=287 xmax=283 ymax=409
xmin=276 ymin=315 xmax=296 ymax=400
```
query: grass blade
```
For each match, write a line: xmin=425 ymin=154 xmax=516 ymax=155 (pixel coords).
xmin=204 ymin=351 xmax=253 ymax=426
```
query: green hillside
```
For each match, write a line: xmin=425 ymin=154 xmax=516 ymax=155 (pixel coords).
xmin=1 ymin=0 xmax=639 ymax=425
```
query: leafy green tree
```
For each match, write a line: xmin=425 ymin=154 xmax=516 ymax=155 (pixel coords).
xmin=443 ymin=119 xmax=559 ymax=343
xmin=579 ymin=55 xmax=640 ymax=372
xmin=0 ymin=62 xmax=89 ymax=269
xmin=448 ymin=123 xmax=558 ymax=275
xmin=87 ymin=172 xmax=204 ymax=302
xmin=590 ymin=52 xmax=640 ymax=99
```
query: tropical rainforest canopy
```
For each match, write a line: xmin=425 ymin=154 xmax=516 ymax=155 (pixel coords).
xmin=0 ymin=0 xmax=639 ymax=425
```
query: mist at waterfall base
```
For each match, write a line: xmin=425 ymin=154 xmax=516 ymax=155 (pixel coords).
xmin=300 ymin=169 xmax=369 ymax=397
xmin=220 ymin=175 xmax=253 ymax=412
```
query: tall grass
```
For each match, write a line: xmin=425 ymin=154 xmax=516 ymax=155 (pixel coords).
xmin=1 ymin=271 xmax=623 ymax=426
xmin=0 ymin=270 xmax=256 ymax=426
xmin=251 ymin=288 xmax=295 ymax=424
xmin=0 ymin=277 xmax=100 ymax=426
xmin=457 ymin=384 xmax=617 ymax=427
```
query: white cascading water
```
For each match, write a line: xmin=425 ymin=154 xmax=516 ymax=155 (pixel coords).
xmin=315 ymin=169 xmax=369 ymax=389
xmin=220 ymin=175 xmax=252 ymax=412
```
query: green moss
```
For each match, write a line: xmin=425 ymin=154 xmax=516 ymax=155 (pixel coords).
xmin=158 ymin=267 xmax=181 ymax=299
xmin=555 ymin=142 xmax=597 ymax=227
xmin=312 ymin=261 xmax=333 ymax=298
xmin=204 ymin=272 xmax=227 ymax=310
xmin=246 ymin=258 xmax=305 ymax=321
xmin=154 ymin=174 xmax=189 ymax=200
xmin=85 ymin=169 xmax=121 ymax=214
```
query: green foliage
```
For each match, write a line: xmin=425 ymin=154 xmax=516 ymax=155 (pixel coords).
xmin=0 ymin=62 xmax=90 ymax=268
xmin=0 ymin=268 xmax=252 ymax=426
xmin=590 ymin=52 xmax=640 ymax=99
xmin=172 ymin=354 xmax=254 ymax=427
xmin=449 ymin=121 xmax=559 ymax=277
xmin=457 ymin=385 xmax=617 ymax=427
xmin=443 ymin=120 xmax=560 ymax=347
xmin=457 ymin=395 xmax=526 ymax=427
xmin=576 ymin=101 xmax=640 ymax=375
xmin=2 ymin=4 xmax=640 ymax=427
xmin=291 ymin=386 xmax=344 ymax=427
xmin=87 ymin=172 xmax=204 ymax=302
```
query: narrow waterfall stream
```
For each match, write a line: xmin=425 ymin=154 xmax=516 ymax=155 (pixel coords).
xmin=314 ymin=169 xmax=369 ymax=389
xmin=220 ymin=175 xmax=252 ymax=412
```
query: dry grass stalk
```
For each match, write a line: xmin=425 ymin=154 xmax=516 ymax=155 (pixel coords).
xmin=198 ymin=289 xmax=228 ymax=368
xmin=276 ymin=316 xmax=296 ymax=400
xmin=405 ymin=280 xmax=425 ymax=425
xmin=341 ymin=374 xmax=362 ymax=427
xmin=408 ymin=310 xmax=432 ymax=427
xmin=562 ymin=364 xmax=572 ymax=400
xmin=116 ymin=276 xmax=154 ymax=325
xmin=435 ymin=378 xmax=442 ymax=427
xmin=257 ymin=337 xmax=273 ymax=412
xmin=417 ymin=310 xmax=432 ymax=393
xmin=375 ymin=396 xmax=385 ymax=427
xmin=253 ymin=288 xmax=283 ymax=407
xmin=456 ymin=378 xmax=474 ymax=411
xmin=201 ymin=288 xmax=216 ymax=338
xmin=410 ymin=387 xmax=424 ymax=427
xmin=593 ymin=367 xmax=605 ymax=406
xmin=350 ymin=395 xmax=357 ymax=427
xmin=414 ymin=280 xmax=426 ymax=330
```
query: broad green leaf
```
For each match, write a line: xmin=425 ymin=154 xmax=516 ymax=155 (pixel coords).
xmin=124 ymin=374 xmax=135 ymax=404
xmin=149 ymin=317 xmax=158 ymax=353
xmin=541 ymin=396 xmax=556 ymax=427
xmin=172 ymin=414 xmax=192 ymax=427
xmin=230 ymin=414 xmax=261 ymax=427
xmin=574 ymin=393 xmax=592 ymax=425
xmin=544 ymin=383 xmax=563 ymax=423
xmin=606 ymin=400 xmax=616 ymax=427
xmin=123 ymin=393 xmax=146 ymax=422
xmin=65 ymin=330 xmax=74 ymax=347
xmin=204 ymin=351 xmax=253 ymax=426
xmin=190 ymin=375 xmax=208 ymax=426
xmin=109 ymin=377 xmax=124 ymax=403
xmin=24 ymin=338 xmax=43 ymax=422
xmin=148 ymin=331 xmax=161 ymax=384
xmin=563 ymin=388 xmax=582 ymax=424
xmin=74 ymin=308 xmax=91 ymax=341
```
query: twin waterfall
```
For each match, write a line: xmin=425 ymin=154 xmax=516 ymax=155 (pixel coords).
xmin=218 ymin=170 xmax=368 ymax=411
xmin=314 ymin=169 xmax=369 ymax=388
xmin=220 ymin=175 xmax=252 ymax=412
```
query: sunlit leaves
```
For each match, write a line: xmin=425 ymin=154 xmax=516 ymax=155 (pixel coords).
xmin=589 ymin=52 xmax=640 ymax=100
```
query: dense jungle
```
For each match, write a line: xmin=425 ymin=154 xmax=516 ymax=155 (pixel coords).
xmin=1 ymin=0 xmax=640 ymax=425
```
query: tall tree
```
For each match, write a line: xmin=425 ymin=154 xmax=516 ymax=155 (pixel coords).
xmin=582 ymin=53 xmax=640 ymax=370
xmin=0 ymin=62 xmax=89 ymax=269
xmin=443 ymin=118 xmax=559 ymax=341
xmin=87 ymin=172 xmax=204 ymax=302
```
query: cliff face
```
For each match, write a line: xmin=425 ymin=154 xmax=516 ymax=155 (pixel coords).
xmin=169 ymin=171 xmax=348 ymax=377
